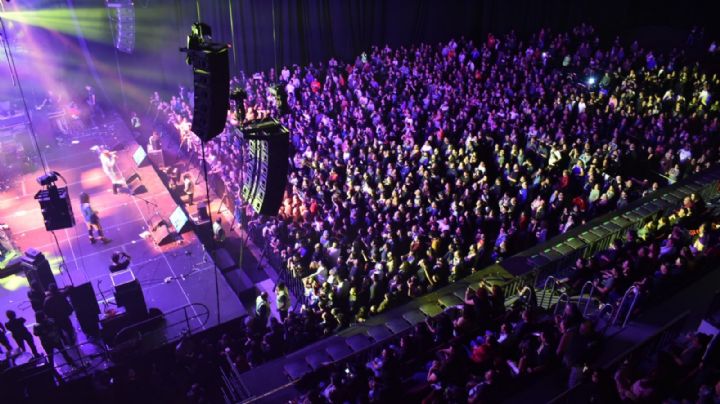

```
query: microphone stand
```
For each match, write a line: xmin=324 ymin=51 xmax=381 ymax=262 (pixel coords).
xmin=96 ymin=279 xmax=111 ymax=310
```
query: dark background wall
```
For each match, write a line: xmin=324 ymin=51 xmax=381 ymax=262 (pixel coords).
xmin=58 ymin=0 xmax=720 ymax=111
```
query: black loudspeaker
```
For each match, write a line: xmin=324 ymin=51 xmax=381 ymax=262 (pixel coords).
xmin=242 ymin=119 xmax=289 ymax=216
xmin=197 ymin=201 xmax=210 ymax=221
xmin=69 ymin=282 xmax=100 ymax=337
xmin=213 ymin=247 xmax=236 ymax=272
xmin=34 ymin=186 xmax=75 ymax=231
xmin=150 ymin=216 xmax=166 ymax=231
xmin=148 ymin=149 xmax=165 ymax=168
xmin=151 ymin=224 xmax=174 ymax=245
xmin=111 ymin=269 xmax=148 ymax=320
xmin=190 ymin=43 xmax=229 ymax=142
xmin=21 ymin=248 xmax=55 ymax=292
xmin=126 ymin=173 xmax=147 ymax=195
xmin=194 ymin=220 xmax=213 ymax=242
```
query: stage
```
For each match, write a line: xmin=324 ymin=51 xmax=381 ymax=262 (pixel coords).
xmin=0 ymin=113 xmax=246 ymax=371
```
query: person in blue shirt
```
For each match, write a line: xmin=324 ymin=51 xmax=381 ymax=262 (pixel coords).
xmin=79 ymin=192 xmax=110 ymax=244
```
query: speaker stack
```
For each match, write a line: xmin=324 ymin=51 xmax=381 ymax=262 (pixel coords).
xmin=241 ymin=119 xmax=289 ymax=216
xmin=111 ymin=268 xmax=148 ymax=321
xmin=69 ymin=282 xmax=101 ymax=337
xmin=34 ymin=186 xmax=75 ymax=231
xmin=189 ymin=43 xmax=229 ymax=142
xmin=21 ymin=248 xmax=55 ymax=292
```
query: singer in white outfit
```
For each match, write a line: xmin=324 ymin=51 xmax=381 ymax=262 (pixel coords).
xmin=99 ymin=149 xmax=124 ymax=194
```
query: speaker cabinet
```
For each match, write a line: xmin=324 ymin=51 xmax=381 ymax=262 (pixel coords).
xmin=126 ymin=173 xmax=147 ymax=195
xmin=151 ymin=224 xmax=174 ymax=245
xmin=148 ymin=149 xmax=165 ymax=168
xmin=197 ymin=201 xmax=210 ymax=222
xmin=34 ymin=186 xmax=75 ymax=231
xmin=190 ymin=44 xmax=229 ymax=142
xmin=242 ymin=119 xmax=289 ymax=216
xmin=69 ymin=282 xmax=101 ymax=337
xmin=111 ymin=269 xmax=148 ymax=320
xmin=21 ymin=248 xmax=55 ymax=292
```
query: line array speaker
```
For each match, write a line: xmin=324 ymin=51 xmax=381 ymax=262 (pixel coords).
xmin=241 ymin=119 xmax=289 ymax=216
xmin=34 ymin=186 xmax=75 ymax=231
xmin=190 ymin=43 xmax=229 ymax=142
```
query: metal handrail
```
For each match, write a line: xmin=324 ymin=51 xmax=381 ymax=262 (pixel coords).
xmin=597 ymin=303 xmax=616 ymax=335
xmin=538 ymin=276 xmax=558 ymax=309
xmin=113 ymin=302 xmax=210 ymax=347
xmin=548 ymin=311 xmax=689 ymax=404
xmin=611 ymin=285 xmax=640 ymax=329
xmin=221 ymin=351 xmax=251 ymax=402
xmin=578 ymin=281 xmax=596 ymax=317
xmin=51 ymin=339 xmax=110 ymax=377
xmin=554 ymin=293 xmax=570 ymax=316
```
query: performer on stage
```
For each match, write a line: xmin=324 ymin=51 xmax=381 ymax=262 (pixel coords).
xmin=130 ymin=112 xmax=142 ymax=132
xmin=96 ymin=147 xmax=125 ymax=194
xmin=0 ymin=223 xmax=15 ymax=258
xmin=213 ymin=217 xmax=226 ymax=243
xmin=148 ymin=130 xmax=162 ymax=152
xmin=79 ymin=192 xmax=110 ymax=244
xmin=182 ymin=173 xmax=195 ymax=205
xmin=109 ymin=251 xmax=131 ymax=273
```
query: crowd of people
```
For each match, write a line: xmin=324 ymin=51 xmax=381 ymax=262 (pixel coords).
xmin=156 ymin=23 xmax=720 ymax=330
xmin=1 ymin=282 xmax=80 ymax=378
xmin=139 ymin=24 xmax=720 ymax=404
xmin=294 ymin=196 xmax=720 ymax=403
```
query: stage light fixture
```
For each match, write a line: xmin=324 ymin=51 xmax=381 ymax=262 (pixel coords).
xmin=36 ymin=172 xmax=59 ymax=186
xmin=587 ymin=76 xmax=596 ymax=85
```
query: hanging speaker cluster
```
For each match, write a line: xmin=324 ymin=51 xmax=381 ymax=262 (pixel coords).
xmin=241 ymin=119 xmax=289 ymax=216
xmin=34 ymin=172 xmax=75 ymax=232
xmin=181 ymin=23 xmax=229 ymax=143
xmin=106 ymin=0 xmax=136 ymax=53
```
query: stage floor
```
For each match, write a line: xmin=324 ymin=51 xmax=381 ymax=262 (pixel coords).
xmin=0 ymin=115 xmax=246 ymax=371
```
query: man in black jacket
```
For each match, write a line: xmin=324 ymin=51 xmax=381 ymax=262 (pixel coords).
xmin=5 ymin=310 xmax=39 ymax=357
xmin=43 ymin=284 xmax=76 ymax=344
xmin=34 ymin=311 xmax=76 ymax=369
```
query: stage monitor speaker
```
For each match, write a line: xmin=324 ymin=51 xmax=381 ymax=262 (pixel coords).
xmin=21 ymin=248 xmax=55 ymax=291
xmin=69 ymin=282 xmax=101 ymax=337
xmin=150 ymin=216 xmax=166 ymax=231
xmin=197 ymin=201 xmax=210 ymax=222
xmin=111 ymin=269 xmax=148 ymax=319
xmin=34 ymin=186 xmax=75 ymax=231
xmin=151 ymin=224 xmax=174 ymax=245
xmin=126 ymin=173 xmax=147 ymax=195
xmin=190 ymin=43 xmax=229 ymax=142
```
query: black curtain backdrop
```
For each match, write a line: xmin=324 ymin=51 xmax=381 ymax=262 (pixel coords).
xmin=61 ymin=0 xmax=718 ymax=112
xmin=202 ymin=0 xmax=485 ymax=74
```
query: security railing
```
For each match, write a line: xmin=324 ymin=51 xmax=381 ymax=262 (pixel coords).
xmin=537 ymin=276 xmax=558 ymax=310
xmin=578 ymin=281 xmax=596 ymax=317
xmin=554 ymin=293 xmax=570 ymax=316
xmin=112 ymin=302 xmax=210 ymax=348
xmin=52 ymin=339 xmax=111 ymax=379
xmin=548 ymin=311 xmax=689 ymax=404
xmin=611 ymin=285 xmax=641 ymax=329
xmin=220 ymin=352 xmax=252 ymax=403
